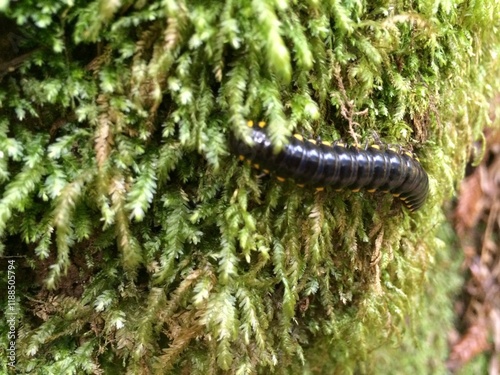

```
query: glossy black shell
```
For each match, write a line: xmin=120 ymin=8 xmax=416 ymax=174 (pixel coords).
xmin=230 ymin=123 xmax=429 ymax=211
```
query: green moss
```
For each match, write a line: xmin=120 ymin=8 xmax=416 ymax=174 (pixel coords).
xmin=0 ymin=0 xmax=499 ymax=373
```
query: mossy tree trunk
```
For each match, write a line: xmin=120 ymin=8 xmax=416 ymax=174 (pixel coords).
xmin=0 ymin=1 xmax=499 ymax=374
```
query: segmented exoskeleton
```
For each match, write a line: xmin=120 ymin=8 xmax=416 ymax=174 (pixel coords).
xmin=230 ymin=121 xmax=429 ymax=211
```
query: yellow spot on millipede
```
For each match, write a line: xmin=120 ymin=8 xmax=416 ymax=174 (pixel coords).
xmin=247 ymin=120 xmax=254 ymax=127
xmin=293 ymin=134 xmax=304 ymax=141
xmin=308 ymin=138 xmax=317 ymax=144
xmin=253 ymin=164 xmax=260 ymax=169
xmin=239 ymin=155 xmax=245 ymax=161
xmin=322 ymin=141 xmax=332 ymax=146
xmin=315 ymin=187 xmax=324 ymax=192
xmin=297 ymin=184 xmax=305 ymax=188
xmin=351 ymin=188 xmax=360 ymax=192
xmin=258 ymin=121 xmax=266 ymax=128
xmin=277 ymin=176 xmax=285 ymax=182
xmin=367 ymin=189 xmax=376 ymax=193
xmin=263 ymin=169 xmax=270 ymax=174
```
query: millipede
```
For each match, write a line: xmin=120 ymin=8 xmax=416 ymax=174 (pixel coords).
xmin=230 ymin=121 xmax=429 ymax=211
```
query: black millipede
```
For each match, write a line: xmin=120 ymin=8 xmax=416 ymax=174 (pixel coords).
xmin=230 ymin=121 xmax=429 ymax=211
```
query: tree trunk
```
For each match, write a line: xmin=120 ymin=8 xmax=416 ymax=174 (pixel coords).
xmin=1 ymin=1 xmax=499 ymax=374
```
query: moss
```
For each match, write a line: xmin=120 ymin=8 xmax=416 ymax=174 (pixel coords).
xmin=0 ymin=1 xmax=499 ymax=373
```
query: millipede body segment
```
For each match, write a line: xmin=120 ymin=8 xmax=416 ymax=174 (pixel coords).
xmin=230 ymin=121 xmax=429 ymax=211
